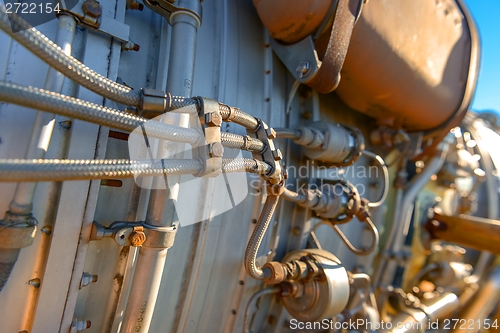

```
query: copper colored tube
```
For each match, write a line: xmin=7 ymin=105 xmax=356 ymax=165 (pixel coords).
xmin=426 ymin=211 xmax=500 ymax=254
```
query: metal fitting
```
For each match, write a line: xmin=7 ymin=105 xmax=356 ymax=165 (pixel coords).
xmin=80 ymin=272 xmax=98 ymax=289
xmin=91 ymin=221 xmax=177 ymax=249
xmin=71 ymin=319 xmax=91 ymax=332
xmin=139 ymin=88 xmax=169 ymax=119
xmin=126 ymin=0 xmax=144 ymax=10
xmin=0 ymin=211 xmax=37 ymax=249
xmin=121 ymin=41 xmax=140 ymax=52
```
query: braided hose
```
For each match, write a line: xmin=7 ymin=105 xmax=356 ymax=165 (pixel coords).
xmin=0 ymin=262 xmax=14 ymax=292
xmin=219 ymin=104 xmax=259 ymax=130
xmin=220 ymin=133 xmax=265 ymax=153
xmin=0 ymin=159 xmax=203 ymax=182
xmin=0 ymin=158 xmax=273 ymax=182
xmin=0 ymin=81 xmax=202 ymax=145
xmin=244 ymin=193 xmax=280 ymax=280
xmin=221 ymin=158 xmax=271 ymax=176
xmin=0 ymin=4 xmax=141 ymax=106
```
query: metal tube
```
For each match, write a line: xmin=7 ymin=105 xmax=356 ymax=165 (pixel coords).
xmin=244 ymin=287 xmax=280 ymax=333
xmin=426 ymin=212 xmax=500 ymax=254
xmin=452 ymin=266 xmax=500 ymax=333
xmin=378 ymin=143 xmax=448 ymax=289
xmin=119 ymin=2 xmax=201 ymax=332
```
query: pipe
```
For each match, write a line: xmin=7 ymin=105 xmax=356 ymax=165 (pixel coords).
xmin=244 ymin=193 xmax=281 ymax=280
xmin=0 ymin=14 xmax=76 ymax=293
xmin=119 ymin=2 xmax=202 ymax=332
xmin=244 ymin=287 xmax=280 ymax=333
xmin=426 ymin=212 xmax=500 ymax=254
xmin=0 ymin=81 xmax=203 ymax=145
xmin=452 ymin=266 xmax=500 ymax=333
xmin=273 ymin=128 xmax=301 ymax=140
xmin=378 ymin=142 xmax=449 ymax=289
xmin=0 ymin=4 xmax=141 ymax=106
xmin=363 ymin=151 xmax=389 ymax=208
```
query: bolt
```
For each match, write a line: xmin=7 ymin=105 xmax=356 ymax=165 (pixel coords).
xmin=122 ymin=41 xmax=140 ymax=52
xmin=80 ymin=272 xmax=98 ymax=289
xmin=295 ymin=61 xmax=310 ymax=78
xmin=41 ymin=225 xmax=52 ymax=235
xmin=72 ymin=319 xmax=91 ymax=331
xmin=28 ymin=278 xmax=41 ymax=288
xmin=206 ymin=112 xmax=222 ymax=126
xmin=273 ymin=149 xmax=283 ymax=161
xmin=127 ymin=0 xmax=144 ymax=10
xmin=268 ymin=128 xmax=277 ymax=140
xmin=209 ymin=142 xmax=224 ymax=157
xmin=82 ymin=0 xmax=102 ymax=18
xmin=129 ymin=226 xmax=146 ymax=247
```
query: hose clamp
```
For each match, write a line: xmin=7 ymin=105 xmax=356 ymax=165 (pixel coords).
xmin=138 ymin=88 xmax=169 ymax=119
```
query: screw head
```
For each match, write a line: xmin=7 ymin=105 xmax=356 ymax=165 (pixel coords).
xmin=83 ymin=0 xmax=102 ymax=18
xmin=205 ymin=112 xmax=222 ymax=126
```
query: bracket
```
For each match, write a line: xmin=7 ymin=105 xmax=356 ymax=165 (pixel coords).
xmin=269 ymin=36 xmax=321 ymax=84
xmin=193 ymin=97 xmax=223 ymax=177
xmin=143 ymin=0 xmax=202 ymax=26
xmin=60 ymin=0 xmax=139 ymax=51
xmin=248 ymin=119 xmax=283 ymax=185
xmin=90 ymin=221 xmax=177 ymax=248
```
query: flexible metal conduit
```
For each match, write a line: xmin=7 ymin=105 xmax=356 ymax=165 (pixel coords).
xmin=220 ymin=132 xmax=265 ymax=153
xmin=0 ymin=158 xmax=272 ymax=182
xmin=0 ymin=4 xmax=141 ymax=106
xmin=244 ymin=193 xmax=280 ymax=280
xmin=219 ymin=104 xmax=259 ymax=130
xmin=0 ymin=81 xmax=203 ymax=145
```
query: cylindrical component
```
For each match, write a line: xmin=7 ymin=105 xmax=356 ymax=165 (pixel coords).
xmin=426 ymin=212 xmax=500 ymax=254
xmin=381 ymin=293 xmax=459 ymax=333
xmin=296 ymin=122 xmax=363 ymax=166
xmin=452 ymin=266 xmax=500 ymax=333
xmin=280 ymin=249 xmax=350 ymax=321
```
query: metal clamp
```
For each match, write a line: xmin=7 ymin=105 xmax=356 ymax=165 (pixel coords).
xmin=193 ymin=97 xmax=223 ymax=177
xmin=143 ymin=0 xmax=202 ymax=27
xmin=248 ymin=119 xmax=284 ymax=185
xmin=90 ymin=221 xmax=177 ymax=248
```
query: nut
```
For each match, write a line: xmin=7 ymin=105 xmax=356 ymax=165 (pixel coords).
xmin=209 ymin=142 xmax=224 ymax=157
xmin=273 ymin=148 xmax=283 ymax=161
xmin=206 ymin=112 xmax=222 ymax=127
xmin=268 ymin=128 xmax=277 ymax=140
xmin=83 ymin=0 xmax=102 ymax=18
xmin=129 ymin=226 xmax=146 ymax=246
xmin=263 ymin=261 xmax=287 ymax=284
